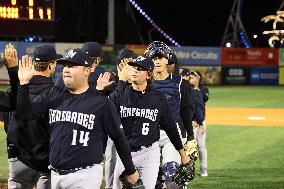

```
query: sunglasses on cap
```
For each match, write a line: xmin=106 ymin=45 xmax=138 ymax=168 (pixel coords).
xmin=190 ymin=70 xmax=201 ymax=79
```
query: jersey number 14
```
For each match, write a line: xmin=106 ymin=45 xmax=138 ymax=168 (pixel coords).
xmin=71 ymin=129 xmax=90 ymax=146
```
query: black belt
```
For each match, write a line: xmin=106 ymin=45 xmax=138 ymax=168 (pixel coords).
xmin=130 ymin=143 xmax=153 ymax=152
xmin=48 ymin=164 xmax=96 ymax=175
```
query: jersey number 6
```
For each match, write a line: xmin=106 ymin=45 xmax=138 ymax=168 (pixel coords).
xmin=142 ymin=123 xmax=149 ymax=135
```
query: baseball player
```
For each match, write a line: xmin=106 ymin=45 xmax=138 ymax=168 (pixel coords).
xmin=54 ymin=42 xmax=105 ymax=89
xmin=97 ymin=55 xmax=191 ymax=189
xmin=6 ymin=45 xmax=62 ymax=189
xmin=189 ymin=70 xmax=208 ymax=177
xmin=16 ymin=49 xmax=139 ymax=189
xmin=104 ymin=47 xmax=138 ymax=189
xmin=146 ymin=41 xmax=195 ymax=189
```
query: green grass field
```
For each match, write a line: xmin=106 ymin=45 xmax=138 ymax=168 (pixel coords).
xmin=0 ymin=85 xmax=284 ymax=188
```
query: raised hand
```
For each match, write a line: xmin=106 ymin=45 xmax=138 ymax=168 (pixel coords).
xmin=4 ymin=43 xmax=18 ymax=68
xmin=18 ymin=55 xmax=34 ymax=85
xmin=96 ymin=72 xmax=114 ymax=90
xmin=117 ymin=59 xmax=131 ymax=82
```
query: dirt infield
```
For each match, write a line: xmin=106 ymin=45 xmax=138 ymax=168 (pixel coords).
xmin=1 ymin=108 xmax=283 ymax=127
xmin=207 ymin=108 xmax=284 ymax=126
xmin=0 ymin=183 xmax=7 ymax=189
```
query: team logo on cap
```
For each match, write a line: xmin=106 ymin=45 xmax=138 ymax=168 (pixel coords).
xmin=134 ymin=56 xmax=146 ymax=62
xmin=67 ymin=50 xmax=77 ymax=58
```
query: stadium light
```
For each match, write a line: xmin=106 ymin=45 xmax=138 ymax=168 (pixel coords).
xmin=226 ymin=42 xmax=231 ymax=48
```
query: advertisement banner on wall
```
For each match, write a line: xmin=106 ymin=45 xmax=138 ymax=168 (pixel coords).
xmin=279 ymin=49 xmax=284 ymax=66
xmin=180 ymin=66 xmax=221 ymax=85
xmin=222 ymin=48 xmax=279 ymax=66
xmin=222 ymin=67 xmax=250 ymax=84
xmin=250 ymin=67 xmax=278 ymax=85
xmin=279 ymin=67 xmax=284 ymax=85
xmin=170 ymin=47 xmax=221 ymax=66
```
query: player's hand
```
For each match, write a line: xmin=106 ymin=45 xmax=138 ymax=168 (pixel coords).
xmin=125 ymin=170 xmax=139 ymax=185
xmin=179 ymin=149 xmax=191 ymax=165
xmin=18 ymin=55 xmax=34 ymax=85
xmin=181 ymin=152 xmax=190 ymax=164
xmin=96 ymin=72 xmax=114 ymax=90
xmin=117 ymin=60 xmax=131 ymax=82
xmin=199 ymin=124 xmax=205 ymax=135
xmin=192 ymin=121 xmax=198 ymax=129
xmin=4 ymin=43 xmax=18 ymax=68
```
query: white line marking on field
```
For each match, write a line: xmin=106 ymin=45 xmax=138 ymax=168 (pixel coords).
xmin=248 ymin=116 xmax=266 ymax=121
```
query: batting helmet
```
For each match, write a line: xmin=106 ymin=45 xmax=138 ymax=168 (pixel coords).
xmin=162 ymin=161 xmax=179 ymax=182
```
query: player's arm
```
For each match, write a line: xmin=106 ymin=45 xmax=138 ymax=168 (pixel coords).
xmin=160 ymin=97 xmax=191 ymax=164
xmin=0 ymin=43 xmax=19 ymax=111
xmin=102 ymin=99 xmax=139 ymax=184
xmin=17 ymin=55 xmax=48 ymax=120
xmin=192 ymin=89 xmax=205 ymax=134
xmin=180 ymin=80 xmax=194 ymax=140
xmin=200 ymin=85 xmax=209 ymax=103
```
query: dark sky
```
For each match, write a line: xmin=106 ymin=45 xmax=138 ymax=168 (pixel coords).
xmin=55 ymin=0 xmax=282 ymax=47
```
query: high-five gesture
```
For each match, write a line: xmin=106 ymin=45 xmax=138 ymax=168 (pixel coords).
xmin=4 ymin=43 xmax=18 ymax=68
xmin=18 ymin=55 xmax=34 ymax=85
xmin=96 ymin=72 xmax=114 ymax=90
xmin=117 ymin=59 xmax=131 ymax=82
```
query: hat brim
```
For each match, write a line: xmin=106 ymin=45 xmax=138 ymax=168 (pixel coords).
xmin=128 ymin=61 xmax=149 ymax=71
xmin=56 ymin=59 xmax=89 ymax=67
xmin=56 ymin=54 xmax=63 ymax=59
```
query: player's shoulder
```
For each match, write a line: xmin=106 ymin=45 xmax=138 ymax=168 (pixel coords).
xmin=171 ymin=73 xmax=182 ymax=80
xmin=149 ymin=86 xmax=168 ymax=102
xmin=149 ymin=86 xmax=163 ymax=96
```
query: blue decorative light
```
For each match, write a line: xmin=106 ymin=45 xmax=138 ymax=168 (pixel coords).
xmin=129 ymin=0 xmax=181 ymax=47
xmin=239 ymin=32 xmax=249 ymax=48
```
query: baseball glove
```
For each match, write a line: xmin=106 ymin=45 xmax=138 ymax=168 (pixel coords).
xmin=119 ymin=170 xmax=145 ymax=189
xmin=184 ymin=138 xmax=198 ymax=161
xmin=172 ymin=160 xmax=195 ymax=186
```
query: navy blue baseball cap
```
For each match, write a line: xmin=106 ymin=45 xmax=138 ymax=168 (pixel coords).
xmin=180 ymin=68 xmax=191 ymax=76
xmin=128 ymin=55 xmax=154 ymax=72
xmin=117 ymin=48 xmax=138 ymax=65
xmin=57 ymin=49 xmax=92 ymax=67
xmin=82 ymin=42 xmax=103 ymax=58
xmin=34 ymin=45 xmax=63 ymax=62
xmin=168 ymin=52 xmax=177 ymax=65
